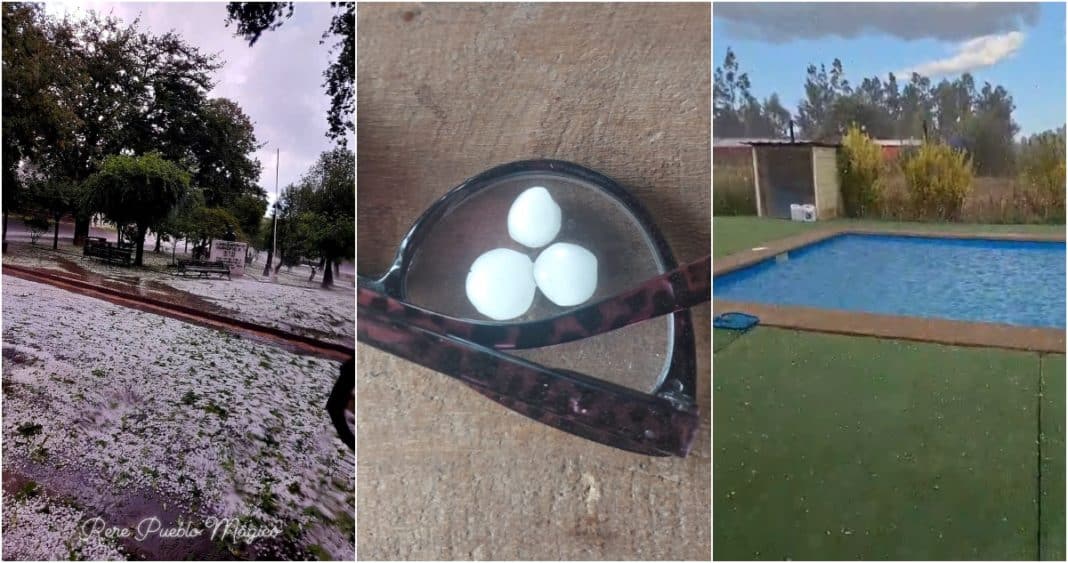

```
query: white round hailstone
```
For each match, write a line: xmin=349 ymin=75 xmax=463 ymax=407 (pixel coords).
xmin=533 ymin=242 xmax=598 ymax=307
xmin=507 ymin=186 xmax=562 ymax=248
xmin=465 ymin=248 xmax=537 ymax=320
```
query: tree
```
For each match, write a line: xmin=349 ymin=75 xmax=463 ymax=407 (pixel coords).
xmin=713 ymin=48 xmax=750 ymax=137
xmin=297 ymin=148 xmax=354 ymax=287
xmin=265 ymin=189 xmax=314 ymax=274
xmin=900 ymin=73 xmax=933 ymax=140
xmin=225 ymin=193 xmax=269 ymax=245
xmin=714 ymin=48 xmax=792 ymax=138
xmin=797 ymin=63 xmax=836 ymax=139
xmin=225 ymin=2 xmax=354 ymax=144
xmin=187 ymin=206 xmax=244 ymax=250
xmin=25 ymin=11 xmax=222 ymax=246
xmin=962 ymin=83 xmax=1018 ymax=176
xmin=2 ymin=3 xmax=81 ymax=252
xmin=83 ymin=153 xmax=190 ymax=266
xmin=272 ymin=149 xmax=353 ymax=287
xmin=24 ymin=158 xmax=80 ymax=250
xmin=192 ymin=98 xmax=265 ymax=207
xmin=1018 ymin=127 xmax=1066 ymax=221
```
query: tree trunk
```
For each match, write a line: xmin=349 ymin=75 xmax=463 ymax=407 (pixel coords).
xmin=2 ymin=209 xmax=8 ymax=254
xmin=172 ymin=236 xmax=178 ymax=265
xmin=73 ymin=215 xmax=90 ymax=246
xmin=262 ymin=248 xmax=274 ymax=276
xmin=275 ymin=260 xmax=283 ymax=274
xmin=154 ymin=232 xmax=162 ymax=253
xmin=334 ymin=261 xmax=340 ymax=276
xmin=52 ymin=211 xmax=61 ymax=250
xmin=134 ymin=224 xmax=147 ymax=266
xmin=184 ymin=238 xmax=189 ymax=253
xmin=321 ymin=257 xmax=334 ymax=288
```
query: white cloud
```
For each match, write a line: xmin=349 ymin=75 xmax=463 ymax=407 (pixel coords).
xmin=900 ymin=31 xmax=1025 ymax=77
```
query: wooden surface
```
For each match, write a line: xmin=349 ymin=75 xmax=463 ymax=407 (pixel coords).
xmin=356 ymin=3 xmax=710 ymax=559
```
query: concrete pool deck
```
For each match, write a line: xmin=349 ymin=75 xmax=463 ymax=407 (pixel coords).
xmin=713 ymin=226 xmax=1066 ymax=353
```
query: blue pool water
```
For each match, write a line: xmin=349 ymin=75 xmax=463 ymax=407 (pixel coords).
xmin=714 ymin=234 xmax=1066 ymax=328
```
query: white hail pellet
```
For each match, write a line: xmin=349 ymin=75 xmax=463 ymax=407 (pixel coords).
xmin=533 ymin=242 xmax=598 ymax=307
xmin=507 ymin=186 xmax=562 ymax=248
xmin=465 ymin=248 xmax=537 ymax=320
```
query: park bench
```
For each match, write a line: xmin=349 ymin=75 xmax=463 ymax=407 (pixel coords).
xmin=176 ymin=260 xmax=231 ymax=280
xmin=83 ymin=239 xmax=133 ymax=267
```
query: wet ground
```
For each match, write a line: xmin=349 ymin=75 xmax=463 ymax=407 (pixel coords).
xmin=2 ymin=244 xmax=355 ymax=561
xmin=3 ymin=241 xmax=354 ymax=346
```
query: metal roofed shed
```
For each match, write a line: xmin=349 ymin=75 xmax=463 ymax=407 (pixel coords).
xmin=745 ymin=140 xmax=842 ymax=220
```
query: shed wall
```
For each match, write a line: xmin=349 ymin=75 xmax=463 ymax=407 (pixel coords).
xmin=755 ymin=146 xmax=814 ymax=219
xmin=812 ymin=147 xmax=840 ymax=219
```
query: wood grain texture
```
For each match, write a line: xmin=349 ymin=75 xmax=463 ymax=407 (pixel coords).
xmin=356 ymin=3 xmax=710 ymax=559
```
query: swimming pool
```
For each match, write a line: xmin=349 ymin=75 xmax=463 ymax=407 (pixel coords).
xmin=714 ymin=233 xmax=1066 ymax=329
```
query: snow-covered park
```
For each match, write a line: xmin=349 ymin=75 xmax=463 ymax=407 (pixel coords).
xmin=2 ymin=242 xmax=354 ymax=560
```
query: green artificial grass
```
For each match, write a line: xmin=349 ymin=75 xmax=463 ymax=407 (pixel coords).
xmin=1041 ymin=354 xmax=1066 ymax=561
xmin=712 ymin=216 xmax=1064 ymax=258
xmin=713 ymin=327 xmax=1060 ymax=560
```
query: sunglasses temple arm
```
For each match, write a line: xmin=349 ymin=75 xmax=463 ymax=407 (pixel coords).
xmin=357 ymin=255 xmax=711 ymax=350
xmin=357 ymin=305 xmax=699 ymax=457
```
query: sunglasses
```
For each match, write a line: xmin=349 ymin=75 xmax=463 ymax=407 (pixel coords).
xmin=357 ymin=160 xmax=710 ymax=457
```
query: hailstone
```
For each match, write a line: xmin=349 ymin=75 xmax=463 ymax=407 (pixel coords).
xmin=507 ymin=187 xmax=561 ymax=248
xmin=533 ymin=242 xmax=598 ymax=307
xmin=465 ymin=248 xmax=536 ymax=320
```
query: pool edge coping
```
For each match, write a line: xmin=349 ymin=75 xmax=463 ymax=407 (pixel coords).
xmin=713 ymin=225 xmax=1066 ymax=353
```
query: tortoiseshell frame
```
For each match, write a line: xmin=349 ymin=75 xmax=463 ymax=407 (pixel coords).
xmin=357 ymin=160 xmax=707 ymax=457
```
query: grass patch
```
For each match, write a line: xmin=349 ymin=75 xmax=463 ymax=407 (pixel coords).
xmin=203 ymin=401 xmax=228 ymax=420
xmin=1041 ymin=354 xmax=1066 ymax=560
xmin=13 ymin=481 xmax=40 ymax=501
xmin=714 ymin=327 xmax=1052 ymax=559
xmin=16 ymin=422 xmax=42 ymax=437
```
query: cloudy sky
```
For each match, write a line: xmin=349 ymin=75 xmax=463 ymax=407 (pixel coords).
xmin=714 ymin=2 xmax=1065 ymax=137
xmin=44 ymin=1 xmax=353 ymax=208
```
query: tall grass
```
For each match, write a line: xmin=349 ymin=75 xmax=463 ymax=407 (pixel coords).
xmin=838 ymin=125 xmax=883 ymax=217
xmin=713 ymin=165 xmax=756 ymax=216
xmin=901 ymin=143 xmax=973 ymax=221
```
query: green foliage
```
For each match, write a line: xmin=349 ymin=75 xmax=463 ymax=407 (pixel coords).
xmin=194 ymin=98 xmax=265 ymax=207
xmin=961 ymin=84 xmax=1018 ymax=176
xmin=224 ymin=193 xmax=268 ymax=242
xmin=225 ymin=2 xmax=294 ymax=45
xmin=716 ymin=47 xmax=1020 ymax=179
xmin=713 ymin=167 xmax=756 ymax=215
xmin=84 ymin=153 xmax=190 ymax=265
xmin=1018 ymin=129 xmax=1066 ymax=223
xmin=837 ymin=125 xmax=883 ymax=217
xmin=2 ymin=4 xmax=81 ymax=219
xmin=902 ymin=143 xmax=973 ymax=220
xmin=188 ymin=207 xmax=244 ymax=243
xmin=2 ymin=7 xmax=262 ymax=248
xmin=226 ymin=2 xmax=352 ymax=144
xmin=267 ymin=148 xmax=354 ymax=285
xmin=714 ymin=49 xmax=792 ymax=138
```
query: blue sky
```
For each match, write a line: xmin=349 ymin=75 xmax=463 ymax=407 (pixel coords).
xmin=714 ymin=2 xmax=1065 ymax=137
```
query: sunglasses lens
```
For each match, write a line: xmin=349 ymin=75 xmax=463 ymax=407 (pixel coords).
xmin=403 ymin=170 xmax=673 ymax=392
